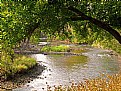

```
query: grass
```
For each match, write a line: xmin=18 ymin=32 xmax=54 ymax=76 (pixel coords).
xmin=41 ymin=45 xmax=88 ymax=53
xmin=47 ymin=73 xmax=121 ymax=91
xmin=41 ymin=45 xmax=70 ymax=52
xmin=0 ymin=54 xmax=37 ymax=80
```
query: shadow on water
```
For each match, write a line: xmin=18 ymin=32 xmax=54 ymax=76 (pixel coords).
xmin=0 ymin=63 xmax=45 ymax=90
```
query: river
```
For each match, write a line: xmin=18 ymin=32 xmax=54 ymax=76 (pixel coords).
xmin=13 ymin=46 xmax=121 ymax=91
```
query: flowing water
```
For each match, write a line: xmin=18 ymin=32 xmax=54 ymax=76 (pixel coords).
xmin=13 ymin=46 xmax=121 ymax=91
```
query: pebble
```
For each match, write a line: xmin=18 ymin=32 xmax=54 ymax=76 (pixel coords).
xmin=28 ymin=81 xmax=31 ymax=83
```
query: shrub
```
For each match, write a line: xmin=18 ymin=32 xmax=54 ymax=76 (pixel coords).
xmin=16 ymin=64 xmax=28 ymax=72
xmin=0 ymin=55 xmax=37 ymax=80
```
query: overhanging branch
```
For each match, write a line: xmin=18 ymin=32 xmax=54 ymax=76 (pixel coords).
xmin=68 ymin=6 xmax=121 ymax=44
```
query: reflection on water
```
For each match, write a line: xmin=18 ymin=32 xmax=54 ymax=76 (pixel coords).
xmin=49 ymin=55 xmax=87 ymax=69
xmin=14 ymin=48 xmax=120 ymax=91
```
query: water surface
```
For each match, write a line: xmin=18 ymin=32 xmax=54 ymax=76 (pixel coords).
xmin=14 ymin=47 xmax=120 ymax=91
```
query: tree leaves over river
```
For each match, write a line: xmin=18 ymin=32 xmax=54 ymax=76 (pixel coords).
xmin=1 ymin=0 xmax=121 ymax=74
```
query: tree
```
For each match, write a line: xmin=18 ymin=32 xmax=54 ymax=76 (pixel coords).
xmin=68 ymin=6 xmax=121 ymax=44
xmin=1 ymin=0 xmax=121 ymax=49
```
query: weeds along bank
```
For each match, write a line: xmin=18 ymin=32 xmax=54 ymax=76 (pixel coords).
xmin=0 ymin=54 xmax=37 ymax=80
xmin=92 ymin=38 xmax=121 ymax=63
xmin=92 ymin=38 xmax=121 ymax=55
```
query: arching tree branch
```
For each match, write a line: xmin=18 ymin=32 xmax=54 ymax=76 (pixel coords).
xmin=68 ymin=6 xmax=121 ymax=44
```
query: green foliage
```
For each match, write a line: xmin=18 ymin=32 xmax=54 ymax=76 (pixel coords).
xmin=14 ymin=55 xmax=36 ymax=68
xmin=41 ymin=45 xmax=70 ymax=52
xmin=1 ymin=1 xmax=121 ymax=50
xmin=0 ymin=54 xmax=36 ymax=79
xmin=30 ymin=29 xmax=41 ymax=44
xmin=1 ymin=1 xmax=121 ymax=80
xmin=93 ymin=37 xmax=121 ymax=54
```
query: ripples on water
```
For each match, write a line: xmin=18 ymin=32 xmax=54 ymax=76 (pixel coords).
xmin=14 ymin=47 xmax=120 ymax=91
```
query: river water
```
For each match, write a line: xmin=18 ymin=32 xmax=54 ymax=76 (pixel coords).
xmin=13 ymin=46 xmax=121 ymax=91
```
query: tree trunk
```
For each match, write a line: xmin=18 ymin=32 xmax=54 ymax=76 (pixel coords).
xmin=68 ymin=6 xmax=121 ymax=44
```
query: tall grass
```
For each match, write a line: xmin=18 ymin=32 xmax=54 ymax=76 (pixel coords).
xmin=0 ymin=54 xmax=37 ymax=80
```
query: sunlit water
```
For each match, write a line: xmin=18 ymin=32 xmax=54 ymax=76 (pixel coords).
xmin=13 ymin=47 xmax=120 ymax=91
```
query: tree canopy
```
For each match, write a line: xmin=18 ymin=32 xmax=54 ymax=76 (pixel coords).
xmin=1 ymin=0 xmax=121 ymax=51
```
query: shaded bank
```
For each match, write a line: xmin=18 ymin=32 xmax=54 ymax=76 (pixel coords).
xmin=0 ymin=63 xmax=45 ymax=91
xmin=0 ymin=55 xmax=37 ymax=81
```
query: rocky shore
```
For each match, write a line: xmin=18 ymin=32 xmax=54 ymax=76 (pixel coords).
xmin=0 ymin=63 xmax=45 ymax=91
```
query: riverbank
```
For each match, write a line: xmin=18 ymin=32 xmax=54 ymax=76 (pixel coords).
xmin=1 ymin=44 xmax=121 ymax=91
xmin=0 ymin=54 xmax=37 ymax=80
xmin=0 ymin=53 xmax=46 ymax=91
xmin=92 ymin=41 xmax=121 ymax=64
xmin=50 ymin=73 xmax=121 ymax=91
xmin=0 ymin=62 xmax=45 ymax=91
xmin=13 ymin=45 xmax=121 ymax=91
